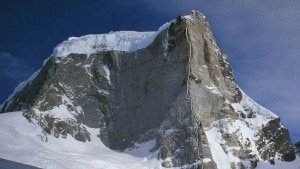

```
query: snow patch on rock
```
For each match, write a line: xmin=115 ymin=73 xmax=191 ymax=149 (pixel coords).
xmin=205 ymin=89 xmax=278 ymax=169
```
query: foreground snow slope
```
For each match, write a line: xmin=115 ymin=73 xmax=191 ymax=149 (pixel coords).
xmin=0 ymin=111 xmax=162 ymax=169
xmin=0 ymin=111 xmax=299 ymax=169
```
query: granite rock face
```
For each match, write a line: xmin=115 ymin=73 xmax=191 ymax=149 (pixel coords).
xmin=0 ymin=11 xmax=296 ymax=168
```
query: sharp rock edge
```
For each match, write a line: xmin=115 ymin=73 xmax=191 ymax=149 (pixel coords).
xmin=0 ymin=10 xmax=297 ymax=169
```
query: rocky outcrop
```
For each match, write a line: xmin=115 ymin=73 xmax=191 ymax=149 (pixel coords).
xmin=257 ymin=118 xmax=295 ymax=161
xmin=0 ymin=11 xmax=295 ymax=168
xmin=295 ymin=141 xmax=300 ymax=156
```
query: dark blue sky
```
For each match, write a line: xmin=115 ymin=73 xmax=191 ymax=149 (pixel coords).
xmin=0 ymin=0 xmax=299 ymax=142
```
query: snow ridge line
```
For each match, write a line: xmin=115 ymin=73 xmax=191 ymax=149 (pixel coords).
xmin=184 ymin=17 xmax=203 ymax=167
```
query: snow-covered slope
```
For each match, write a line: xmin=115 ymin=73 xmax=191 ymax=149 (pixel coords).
xmin=204 ymin=91 xmax=278 ymax=168
xmin=0 ymin=111 xmax=299 ymax=169
xmin=0 ymin=111 xmax=162 ymax=169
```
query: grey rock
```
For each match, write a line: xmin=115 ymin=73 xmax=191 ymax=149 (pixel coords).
xmin=295 ymin=141 xmax=300 ymax=156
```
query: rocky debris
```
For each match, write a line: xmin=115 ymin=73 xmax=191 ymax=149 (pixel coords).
xmin=24 ymin=110 xmax=91 ymax=142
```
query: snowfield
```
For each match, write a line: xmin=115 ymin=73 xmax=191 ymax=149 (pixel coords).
xmin=0 ymin=112 xmax=299 ymax=169
xmin=0 ymin=111 xmax=163 ymax=169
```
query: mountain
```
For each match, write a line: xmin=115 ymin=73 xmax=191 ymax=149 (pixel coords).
xmin=0 ymin=10 xmax=298 ymax=169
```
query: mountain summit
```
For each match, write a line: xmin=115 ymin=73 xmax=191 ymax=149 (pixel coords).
xmin=0 ymin=11 xmax=297 ymax=169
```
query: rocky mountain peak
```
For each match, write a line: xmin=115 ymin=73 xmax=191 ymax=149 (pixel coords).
xmin=0 ymin=11 xmax=296 ymax=169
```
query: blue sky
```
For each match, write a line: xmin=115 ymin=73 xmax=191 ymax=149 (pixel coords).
xmin=0 ymin=0 xmax=299 ymax=143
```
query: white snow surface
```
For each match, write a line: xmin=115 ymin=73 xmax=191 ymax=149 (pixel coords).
xmin=103 ymin=64 xmax=111 ymax=85
xmin=0 ymin=99 xmax=298 ymax=169
xmin=51 ymin=22 xmax=172 ymax=57
xmin=205 ymin=84 xmax=221 ymax=95
xmin=0 ymin=111 xmax=162 ymax=169
xmin=233 ymin=90 xmax=277 ymax=117
xmin=52 ymin=31 xmax=154 ymax=57
xmin=183 ymin=15 xmax=194 ymax=21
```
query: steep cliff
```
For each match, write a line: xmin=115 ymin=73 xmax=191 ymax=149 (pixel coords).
xmin=0 ymin=11 xmax=295 ymax=169
xmin=295 ymin=141 xmax=300 ymax=156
